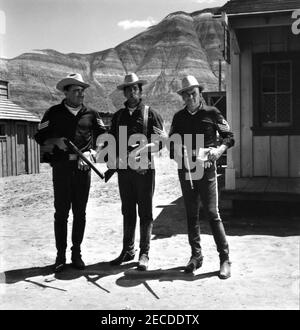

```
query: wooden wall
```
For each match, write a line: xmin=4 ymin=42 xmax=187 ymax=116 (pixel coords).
xmin=227 ymin=25 xmax=300 ymax=179
xmin=253 ymin=135 xmax=300 ymax=177
xmin=0 ymin=120 xmax=39 ymax=177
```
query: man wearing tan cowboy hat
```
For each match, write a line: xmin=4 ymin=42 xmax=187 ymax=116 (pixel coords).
xmin=168 ymin=75 xmax=234 ymax=279
xmin=35 ymin=73 xmax=106 ymax=272
xmin=108 ymin=72 xmax=166 ymax=271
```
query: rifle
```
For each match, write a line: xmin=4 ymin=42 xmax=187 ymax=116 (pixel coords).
xmin=183 ymin=146 xmax=194 ymax=190
xmin=64 ymin=139 xmax=105 ymax=180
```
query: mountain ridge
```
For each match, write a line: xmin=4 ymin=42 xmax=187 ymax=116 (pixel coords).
xmin=0 ymin=8 xmax=225 ymax=122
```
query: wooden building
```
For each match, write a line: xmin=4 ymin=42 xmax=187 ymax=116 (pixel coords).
xmin=0 ymin=80 xmax=40 ymax=177
xmin=216 ymin=0 xmax=300 ymax=202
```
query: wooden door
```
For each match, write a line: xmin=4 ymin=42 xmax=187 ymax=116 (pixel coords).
xmin=16 ymin=124 xmax=27 ymax=174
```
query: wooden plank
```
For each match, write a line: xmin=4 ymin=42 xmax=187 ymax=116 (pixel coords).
xmin=36 ymin=143 xmax=40 ymax=173
xmin=16 ymin=124 xmax=27 ymax=175
xmin=222 ymin=190 xmax=300 ymax=202
xmin=266 ymin=178 xmax=289 ymax=193
xmin=2 ymin=138 xmax=7 ymax=176
xmin=253 ymin=136 xmax=270 ymax=176
xmin=231 ymin=14 xmax=294 ymax=30
xmin=289 ymin=32 xmax=300 ymax=52
xmin=34 ymin=124 xmax=40 ymax=174
xmin=3 ymin=123 xmax=11 ymax=176
xmin=226 ymin=47 xmax=241 ymax=180
xmin=32 ymin=124 xmax=38 ymax=174
xmin=271 ymin=136 xmax=289 ymax=177
xmin=31 ymin=125 xmax=35 ymax=174
xmin=27 ymin=124 xmax=32 ymax=174
xmin=0 ymin=139 xmax=3 ymax=177
xmin=240 ymin=177 xmax=269 ymax=193
xmin=31 ymin=125 xmax=34 ymax=174
xmin=240 ymin=47 xmax=253 ymax=177
xmin=287 ymin=178 xmax=300 ymax=194
xmin=289 ymin=136 xmax=300 ymax=177
xmin=11 ymin=121 xmax=17 ymax=176
xmin=7 ymin=123 xmax=14 ymax=175
xmin=234 ymin=178 xmax=249 ymax=190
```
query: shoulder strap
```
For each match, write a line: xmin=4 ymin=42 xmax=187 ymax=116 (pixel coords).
xmin=115 ymin=110 xmax=124 ymax=137
xmin=143 ymin=105 xmax=149 ymax=137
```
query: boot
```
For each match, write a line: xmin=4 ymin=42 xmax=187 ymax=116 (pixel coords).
xmin=71 ymin=247 xmax=85 ymax=270
xmin=110 ymin=250 xmax=135 ymax=266
xmin=210 ymin=220 xmax=229 ymax=257
xmin=219 ymin=259 xmax=231 ymax=279
xmin=137 ymin=254 xmax=149 ymax=271
xmin=54 ymin=252 xmax=66 ymax=273
xmin=184 ymin=256 xmax=203 ymax=273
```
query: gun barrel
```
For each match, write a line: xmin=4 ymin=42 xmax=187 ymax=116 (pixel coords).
xmin=184 ymin=148 xmax=194 ymax=190
xmin=64 ymin=140 xmax=105 ymax=180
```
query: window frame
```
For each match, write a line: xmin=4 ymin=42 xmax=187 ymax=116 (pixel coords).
xmin=252 ymin=51 xmax=300 ymax=136
xmin=0 ymin=123 xmax=6 ymax=138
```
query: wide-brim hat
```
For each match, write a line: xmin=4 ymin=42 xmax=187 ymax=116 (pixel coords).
xmin=56 ymin=73 xmax=90 ymax=92
xmin=117 ymin=73 xmax=147 ymax=90
xmin=176 ymin=75 xmax=204 ymax=95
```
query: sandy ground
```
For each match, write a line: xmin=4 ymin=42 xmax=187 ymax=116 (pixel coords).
xmin=0 ymin=155 xmax=299 ymax=310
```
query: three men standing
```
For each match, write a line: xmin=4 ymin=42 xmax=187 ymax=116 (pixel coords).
xmin=35 ymin=72 xmax=233 ymax=279
xmin=34 ymin=73 xmax=106 ymax=272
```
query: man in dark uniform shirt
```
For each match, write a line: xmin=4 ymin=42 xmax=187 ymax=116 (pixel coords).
xmin=108 ymin=73 xmax=165 ymax=271
xmin=34 ymin=73 xmax=106 ymax=272
xmin=169 ymin=75 xmax=234 ymax=279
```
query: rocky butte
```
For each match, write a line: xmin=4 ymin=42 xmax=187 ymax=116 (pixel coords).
xmin=0 ymin=8 xmax=225 ymax=122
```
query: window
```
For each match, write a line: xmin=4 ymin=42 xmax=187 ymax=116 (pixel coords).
xmin=0 ymin=124 xmax=6 ymax=137
xmin=253 ymin=52 xmax=300 ymax=135
xmin=0 ymin=81 xmax=9 ymax=99
xmin=261 ymin=61 xmax=292 ymax=127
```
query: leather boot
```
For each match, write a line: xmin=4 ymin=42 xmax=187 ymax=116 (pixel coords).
xmin=54 ymin=252 xmax=66 ymax=273
xmin=137 ymin=254 xmax=149 ymax=271
xmin=71 ymin=248 xmax=85 ymax=270
xmin=185 ymin=256 xmax=203 ymax=273
xmin=210 ymin=220 xmax=229 ymax=257
xmin=110 ymin=250 xmax=135 ymax=266
xmin=219 ymin=259 xmax=231 ymax=279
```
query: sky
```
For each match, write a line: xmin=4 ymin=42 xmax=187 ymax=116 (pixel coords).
xmin=0 ymin=0 xmax=227 ymax=59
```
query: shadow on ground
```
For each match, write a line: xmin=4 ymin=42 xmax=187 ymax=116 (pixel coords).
xmin=2 ymin=262 xmax=137 ymax=293
xmin=153 ymin=197 xmax=300 ymax=238
xmin=115 ymin=267 xmax=219 ymax=299
xmin=1 ymin=263 xmax=219 ymax=297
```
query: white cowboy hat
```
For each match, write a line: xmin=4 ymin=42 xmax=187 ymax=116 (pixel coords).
xmin=56 ymin=73 xmax=90 ymax=92
xmin=176 ymin=75 xmax=204 ymax=95
xmin=117 ymin=73 xmax=147 ymax=90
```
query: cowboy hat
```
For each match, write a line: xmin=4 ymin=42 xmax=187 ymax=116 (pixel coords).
xmin=56 ymin=73 xmax=90 ymax=92
xmin=176 ymin=75 xmax=204 ymax=95
xmin=117 ymin=73 xmax=147 ymax=90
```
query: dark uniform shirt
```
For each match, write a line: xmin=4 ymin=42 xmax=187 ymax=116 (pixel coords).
xmin=110 ymin=100 xmax=164 ymax=161
xmin=169 ymin=103 xmax=234 ymax=165
xmin=34 ymin=100 xmax=106 ymax=162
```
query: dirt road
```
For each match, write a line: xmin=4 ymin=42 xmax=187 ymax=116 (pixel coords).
xmin=0 ymin=158 xmax=299 ymax=310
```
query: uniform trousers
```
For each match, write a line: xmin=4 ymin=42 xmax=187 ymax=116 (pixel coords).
xmin=118 ymin=169 xmax=155 ymax=256
xmin=178 ymin=167 xmax=229 ymax=262
xmin=52 ymin=160 xmax=91 ymax=257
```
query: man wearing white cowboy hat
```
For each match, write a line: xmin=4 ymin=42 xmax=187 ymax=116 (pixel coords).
xmin=35 ymin=73 xmax=106 ymax=273
xmin=108 ymin=72 xmax=166 ymax=271
xmin=168 ymin=75 xmax=234 ymax=279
